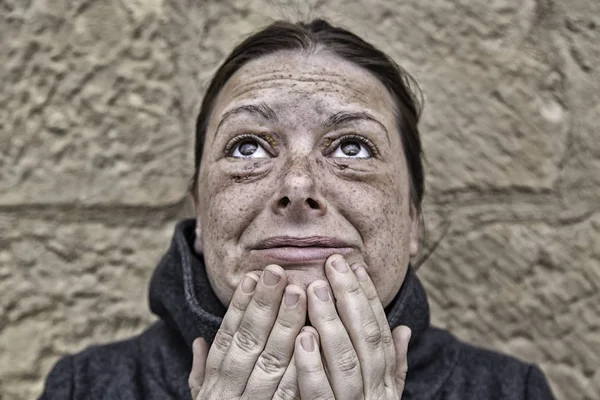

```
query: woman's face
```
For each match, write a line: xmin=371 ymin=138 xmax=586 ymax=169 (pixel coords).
xmin=194 ymin=50 xmax=419 ymax=307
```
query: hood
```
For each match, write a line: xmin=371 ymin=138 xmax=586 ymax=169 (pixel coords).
xmin=149 ymin=219 xmax=431 ymax=349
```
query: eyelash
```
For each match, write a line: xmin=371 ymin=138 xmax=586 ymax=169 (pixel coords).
xmin=330 ymin=134 xmax=379 ymax=157
xmin=224 ymin=133 xmax=272 ymax=157
xmin=224 ymin=133 xmax=379 ymax=157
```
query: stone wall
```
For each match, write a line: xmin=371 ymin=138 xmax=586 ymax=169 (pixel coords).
xmin=1 ymin=0 xmax=598 ymax=399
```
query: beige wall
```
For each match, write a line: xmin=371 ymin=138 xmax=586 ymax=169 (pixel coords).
xmin=1 ymin=0 xmax=598 ymax=399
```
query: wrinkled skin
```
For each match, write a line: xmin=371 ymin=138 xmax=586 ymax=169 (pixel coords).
xmin=193 ymin=50 xmax=419 ymax=307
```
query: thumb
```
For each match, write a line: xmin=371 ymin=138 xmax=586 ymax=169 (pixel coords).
xmin=189 ymin=337 xmax=209 ymax=399
xmin=392 ymin=325 xmax=412 ymax=395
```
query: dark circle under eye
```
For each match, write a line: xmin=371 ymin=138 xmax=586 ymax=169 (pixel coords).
xmin=340 ymin=141 xmax=361 ymax=156
xmin=238 ymin=140 xmax=258 ymax=156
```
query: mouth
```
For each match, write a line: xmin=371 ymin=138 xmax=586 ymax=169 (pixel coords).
xmin=252 ymin=236 xmax=354 ymax=263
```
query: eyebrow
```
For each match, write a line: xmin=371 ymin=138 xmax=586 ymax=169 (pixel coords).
xmin=216 ymin=103 xmax=278 ymax=134
xmin=215 ymin=103 xmax=390 ymax=143
xmin=323 ymin=111 xmax=390 ymax=143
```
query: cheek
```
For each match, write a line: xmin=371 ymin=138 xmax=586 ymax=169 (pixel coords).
xmin=326 ymin=170 xmax=410 ymax=305
xmin=200 ymin=161 xmax=274 ymax=239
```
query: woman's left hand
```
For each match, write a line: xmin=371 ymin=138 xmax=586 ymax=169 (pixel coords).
xmin=294 ymin=255 xmax=412 ymax=399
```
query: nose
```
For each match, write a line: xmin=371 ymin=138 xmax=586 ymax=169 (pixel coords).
xmin=272 ymin=158 xmax=327 ymax=220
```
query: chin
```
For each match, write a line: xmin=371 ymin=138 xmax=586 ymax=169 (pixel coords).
xmin=283 ymin=267 xmax=328 ymax=291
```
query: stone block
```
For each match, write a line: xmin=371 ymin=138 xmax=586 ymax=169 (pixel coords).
xmin=0 ymin=215 xmax=175 ymax=399
xmin=418 ymin=212 xmax=600 ymax=400
xmin=0 ymin=0 xmax=196 ymax=206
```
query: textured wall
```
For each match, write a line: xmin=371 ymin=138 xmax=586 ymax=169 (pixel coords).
xmin=1 ymin=0 xmax=598 ymax=399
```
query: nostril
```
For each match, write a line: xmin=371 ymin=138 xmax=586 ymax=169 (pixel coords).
xmin=278 ymin=196 xmax=291 ymax=208
xmin=305 ymin=198 xmax=320 ymax=209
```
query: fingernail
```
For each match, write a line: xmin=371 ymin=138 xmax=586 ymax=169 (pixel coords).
xmin=242 ymin=276 xmax=257 ymax=293
xmin=284 ymin=289 xmax=299 ymax=307
xmin=263 ymin=269 xmax=281 ymax=286
xmin=355 ymin=266 xmax=368 ymax=282
xmin=301 ymin=334 xmax=314 ymax=352
xmin=315 ymin=285 xmax=330 ymax=302
xmin=332 ymin=257 xmax=348 ymax=273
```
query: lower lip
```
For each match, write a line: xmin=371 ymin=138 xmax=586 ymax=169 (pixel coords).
xmin=251 ymin=247 xmax=354 ymax=263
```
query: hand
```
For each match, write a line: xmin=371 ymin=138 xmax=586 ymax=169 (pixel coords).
xmin=294 ymin=255 xmax=412 ymax=399
xmin=188 ymin=257 xmax=411 ymax=399
xmin=188 ymin=266 xmax=307 ymax=399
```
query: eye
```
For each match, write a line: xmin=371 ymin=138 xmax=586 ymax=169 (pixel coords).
xmin=331 ymin=136 xmax=374 ymax=158
xmin=228 ymin=136 xmax=270 ymax=159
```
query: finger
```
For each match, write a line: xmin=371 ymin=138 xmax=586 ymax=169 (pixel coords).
xmin=273 ymin=353 xmax=299 ymax=400
xmin=189 ymin=337 xmax=209 ymax=399
xmin=324 ymin=256 xmax=387 ymax=397
xmin=300 ymin=325 xmax=321 ymax=347
xmin=272 ymin=327 xmax=321 ymax=400
xmin=306 ymin=279 xmax=363 ymax=399
xmin=350 ymin=262 xmax=397 ymax=394
xmin=295 ymin=331 xmax=335 ymax=400
xmin=392 ymin=325 xmax=411 ymax=395
xmin=244 ymin=285 xmax=307 ymax=398
xmin=204 ymin=272 xmax=259 ymax=382
xmin=217 ymin=265 xmax=287 ymax=398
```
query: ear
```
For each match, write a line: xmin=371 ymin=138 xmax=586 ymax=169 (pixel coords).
xmin=409 ymin=205 xmax=420 ymax=257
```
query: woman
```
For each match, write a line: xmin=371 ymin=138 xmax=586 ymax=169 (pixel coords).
xmin=40 ymin=19 xmax=555 ymax=399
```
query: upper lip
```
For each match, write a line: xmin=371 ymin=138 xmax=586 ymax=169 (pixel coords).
xmin=254 ymin=236 xmax=352 ymax=249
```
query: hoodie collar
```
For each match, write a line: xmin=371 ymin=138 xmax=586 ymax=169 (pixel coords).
xmin=149 ymin=219 xmax=431 ymax=348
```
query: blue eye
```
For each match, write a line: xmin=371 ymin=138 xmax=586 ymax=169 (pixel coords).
xmin=229 ymin=137 xmax=270 ymax=158
xmin=331 ymin=137 xmax=373 ymax=158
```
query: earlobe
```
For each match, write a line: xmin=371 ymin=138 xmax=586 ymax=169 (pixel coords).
xmin=194 ymin=224 xmax=204 ymax=254
xmin=409 ymin=208 xmax=420 ymax=257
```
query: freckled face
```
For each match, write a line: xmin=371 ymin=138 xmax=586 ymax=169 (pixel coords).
xmin=194 ymin=51 xmax=419 ymax=307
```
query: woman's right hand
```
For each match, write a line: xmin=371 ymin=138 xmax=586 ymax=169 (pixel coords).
xmin=188 ymin=265 xmax=307 ymax=399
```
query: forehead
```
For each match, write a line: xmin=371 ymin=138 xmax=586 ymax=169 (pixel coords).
xmin=212 ymin=50 xmax=397 ymax=122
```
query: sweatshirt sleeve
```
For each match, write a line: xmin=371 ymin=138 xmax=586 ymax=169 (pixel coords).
xmin=38 ymin=355 xmax=74 ymax=400
xmin=526 ymin=364 xmax=555 ymax=400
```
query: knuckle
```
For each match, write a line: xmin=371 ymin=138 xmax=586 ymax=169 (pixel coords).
xmin=275 ymin=313 xmax=298 ymax=332
xmin=336 ymin=349 xmax=360 ymax=374
xmin=319 ymin=310 xmax=340 ymax=325
xmin=364 ymin=287 xmax=379 ymax=301
xmin=256 ymin=350 xmax=287 ymax=375
xmin=310 ymin=393 xmax=335 ymax=400
xmin=273 ymin=385 xmax=299 ymax=400
xmin=252 ymin=292 xmax=275 ymax=312
xmin=233 ymin=323 xmax=261 ymax=353
xmin=345 ymin=280 xmax=363 ymax=297
xmin=362 ymin=321 xmax=383 ymax=346
xmin=398 ymin=363 xmax=408 ymax=377
xmin=187 ymin=375 xmax=199 ymax=390
xmin=381 ymin=331 xmax=393 ymax=346
xmin=297 ymin=359 xmax=324 ymax=375
xmin=213 ymin=328 xmax=234 ymax=351
xmin=230 ymin=294 xmax=249 ymax=313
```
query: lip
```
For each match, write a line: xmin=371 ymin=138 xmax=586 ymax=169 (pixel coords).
xmin=252 ymin=236 xmax=354 ymax=263
xmin=255 ymin=236 xmax=351 ymax=249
